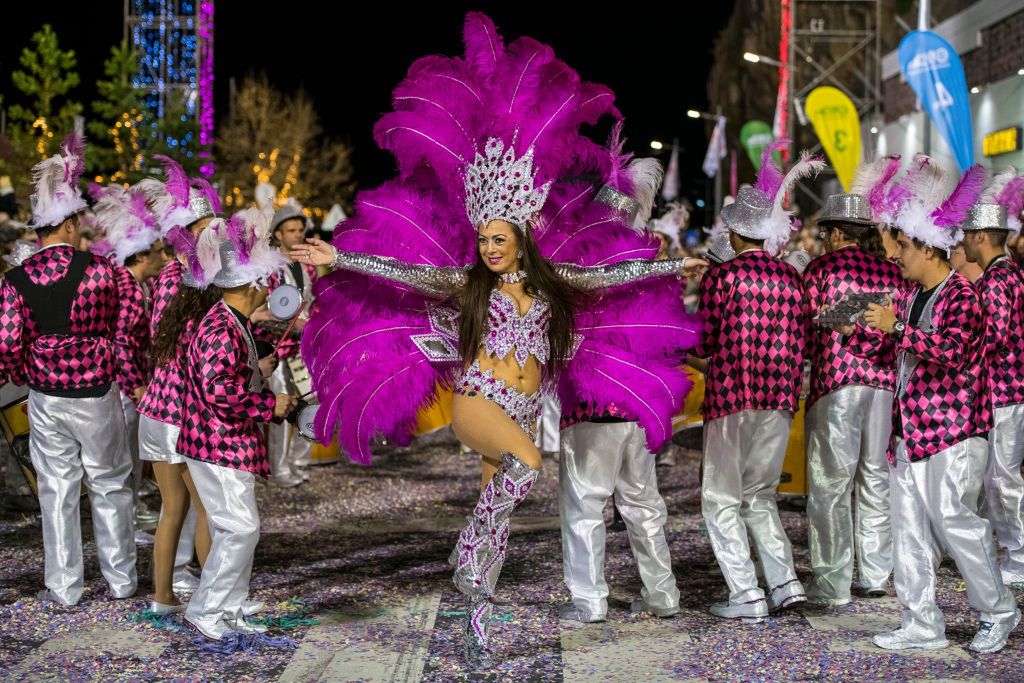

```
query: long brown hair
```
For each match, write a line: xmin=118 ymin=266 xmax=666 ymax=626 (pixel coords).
xmin=458 ymin=222 xmax=584 ymax=374
xmin=151 ymin=284 xmax=223 ymax=364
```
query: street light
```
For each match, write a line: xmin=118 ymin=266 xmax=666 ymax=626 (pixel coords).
xmin=687 ymin=110 xmax=701 ymax=119
xmin=650 ymin=140 xmax=664 ymax=150
xmin=743 ymin=52 xmax=782 ymax=67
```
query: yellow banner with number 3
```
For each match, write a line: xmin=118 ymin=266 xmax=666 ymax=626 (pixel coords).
xmin=806 ymin=86 xmax=862 ymax=191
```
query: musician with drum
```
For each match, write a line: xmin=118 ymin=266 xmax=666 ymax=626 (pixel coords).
xmin=258 ymin=204 xmax=318 ymax=487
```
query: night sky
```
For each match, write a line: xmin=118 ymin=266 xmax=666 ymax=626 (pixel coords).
xmin=3 ymin=3 xmax=735 ymax=211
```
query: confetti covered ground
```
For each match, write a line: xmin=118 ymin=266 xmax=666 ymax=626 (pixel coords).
xmin=1 ymin=431 xmax=1022 ymax=682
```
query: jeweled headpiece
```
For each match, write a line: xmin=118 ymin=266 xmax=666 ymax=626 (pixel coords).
xmin=464 ymin=137 xmax=551 ymax=229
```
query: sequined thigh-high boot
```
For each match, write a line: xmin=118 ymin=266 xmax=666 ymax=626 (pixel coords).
xmin=451 ymin=451 xmax=540 ymax=666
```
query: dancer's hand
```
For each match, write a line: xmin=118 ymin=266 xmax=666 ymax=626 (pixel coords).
xmin=133 ymin=385 xmax=147 ymax=403
xmin=273 ymin=393 xmax=296 ymax=418
xmin=679 ymin=257 xmax=709 ymax=279
xmin=289 ymin=237 xmax=335 ymax=267
xmin=259 ymin=355 xmax=278 ymax=379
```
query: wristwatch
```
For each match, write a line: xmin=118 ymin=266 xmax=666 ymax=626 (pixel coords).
xmin=892 ymin=321 xmax=906 ymax=338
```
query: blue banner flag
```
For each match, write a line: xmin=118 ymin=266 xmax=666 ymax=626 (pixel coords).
xmin=898 ymin=30 xmax=974 ymax=171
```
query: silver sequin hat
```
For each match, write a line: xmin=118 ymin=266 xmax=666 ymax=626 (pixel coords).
xmin=187 ymin=187 xmax=217 ymax=224
xmin=720 ymin=186 xmax=773 ymax=240
xmin=818 ymin=192 xmax=874 ymax=226
xmin=211 ymin=240 xmax=253 ymax=289
xmin=3 ymin=239 xmax=40 ymax=267
xmin=960 ymin=203 xmax=1008 ymax=232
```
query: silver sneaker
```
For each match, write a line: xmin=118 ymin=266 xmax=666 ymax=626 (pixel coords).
xmin=872 ymin=628 xmax=949 ymax=651
xmin=969 ymin=609 xmax=1021 ymax=654
xmin=630 ymin=597 xmax=679 ymax=618
xmin=709 ymin=598 xmax=768 ymax=623
xmin=560 ymin=604 xmax=606 ymax=623
xmin=226 ymin=617 xmax=268 ymax=633
xmin=767 ymin=580 xmax=807 ymax=612
xmin=172 ymin=570 xmax=201 ymax=592
xmin=241 ymin=599 xmax=266 ymax=617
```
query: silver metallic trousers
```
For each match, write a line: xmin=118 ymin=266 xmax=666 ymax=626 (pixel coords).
xmin=28 ymin=387 xmax=137 ymax=605
xmin=535 ymin=395 xmax=561 ymax=454
xmin=184 ymin=459 xmax=259 ymax=625
xmin=891 ymin=437 xmax=1017 ymax=640
xmin=701 ymin=410 xmax=799 ymax=602
xmin=559 ymin=421 xmax=679 ymax=617
xmin=806 ymin=385 xmax=893 ymax=599
xmin=985 ymin=404 xmax=1024 ymax=578
xmin=119 ymin=391 xmax=143 ymax=505
xmin=267 ymin=361 xmax=311 ymax=475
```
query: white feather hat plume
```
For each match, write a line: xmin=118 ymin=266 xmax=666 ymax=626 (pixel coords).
xmin=29 ymin=132 xmax=88 ymax=228
xmin=89 ymin=184 xmax=161 ymax=266
xmin=765 ymin=151 xmax=826 ymax=255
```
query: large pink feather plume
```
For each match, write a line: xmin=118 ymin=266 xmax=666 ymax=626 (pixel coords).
xmin=303 ymin=12 xmax=699 ymax=462
xmin=165 ymin=226 xmax=203 ymax=281
xmin=153 ymin=154 xmax=191 ymax=207
xmin=932 ymin=164 xmax=987 ymax=227
xmin=753 ymin=138 xmax=790 ymax=196
xmin=852 ymin=154 xmax=902 ymax=220
xmin=997 ymin=177 xmax=1024 ymax=231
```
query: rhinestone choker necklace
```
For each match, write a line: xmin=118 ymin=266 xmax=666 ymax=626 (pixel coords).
xmin=499 ymin=271 xmax=527 ymax=284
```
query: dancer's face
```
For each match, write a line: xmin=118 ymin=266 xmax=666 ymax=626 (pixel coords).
xmin=478 ymin=220 xmax=520 ymax=275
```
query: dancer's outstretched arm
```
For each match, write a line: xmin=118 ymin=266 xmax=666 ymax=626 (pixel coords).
xmin=554 ymin=257 xmax=708 ymax=291
xmin=290 ymin=237 xmax=467 ymax=298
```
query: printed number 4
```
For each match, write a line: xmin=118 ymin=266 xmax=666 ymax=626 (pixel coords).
xmin=933 ymin=82 xmax=955 ymax=111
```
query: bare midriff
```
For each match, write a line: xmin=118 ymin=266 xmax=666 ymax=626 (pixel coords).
xmin=472 ymin=348 xmax=542 ymax=395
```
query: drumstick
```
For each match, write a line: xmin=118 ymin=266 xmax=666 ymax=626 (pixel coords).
xmin=274 ymin=301 xmax=309 ymax=351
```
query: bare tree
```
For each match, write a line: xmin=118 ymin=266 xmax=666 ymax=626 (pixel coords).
xmin=216 ymin=75 xmax=354 ymax=214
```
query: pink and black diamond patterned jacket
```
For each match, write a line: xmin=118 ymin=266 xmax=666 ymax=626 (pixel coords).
xmin=177 ymin=301 xmax=276 ymax=476
xmin=692 ymin=250 xmax=806 ymax=422
xmin=113 ymin=265 xmax=152 ymax=397
xmin=137 ymin=260 xmax=189 ymax=427
xmin=975 ymin=255 xmax=1024 ymax=409
xmin=849 ymin=272 xmax=992 ymax=463
xmin=0 ymin=244 xmax=119 ymax=397
xmin=803 ymin=245 xmax=904 ymax=408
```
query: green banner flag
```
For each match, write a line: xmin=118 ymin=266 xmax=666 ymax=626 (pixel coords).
xmin=740 ymin=120 xmax=776 ymax=171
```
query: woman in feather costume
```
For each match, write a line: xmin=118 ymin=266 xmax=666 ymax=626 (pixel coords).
xmin=292 ymin=13 xmax=705 ymax=665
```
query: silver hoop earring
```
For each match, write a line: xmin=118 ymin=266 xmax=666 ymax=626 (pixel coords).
xmin=517 ymin=251 xmax=523 ymax=259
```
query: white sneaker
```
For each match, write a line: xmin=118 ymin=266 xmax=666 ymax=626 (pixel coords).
xmin=226 ymin=617 xmax=268 ymax=633
xmin=559 ymin=604 xmax=605 ymax=623
xmin=969 ymin=609 xmax=1022 ymax=654
xmin=184 ymin=615 xmax=232 ymax=640
xmin=241 ymin=600 xmax=266 ymax=617
xmin=709 ymin=598 xmax=768 ymax=622
xmin=872 ymin=628 xmax=948 ymax=651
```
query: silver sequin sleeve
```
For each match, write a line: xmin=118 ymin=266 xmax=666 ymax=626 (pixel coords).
xmin=329 ymin=249 xmax=468 ymax=298
xmin=555 ymin=259 xmax=686 ymax=291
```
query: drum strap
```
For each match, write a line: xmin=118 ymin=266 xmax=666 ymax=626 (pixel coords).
xmin=6 ymin=251 xmax=92 ymax=335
